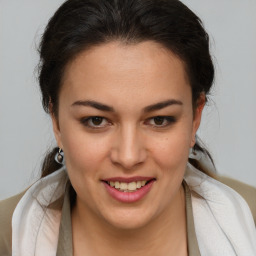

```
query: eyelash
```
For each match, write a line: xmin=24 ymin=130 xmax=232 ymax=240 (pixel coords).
xmin=80 ymin=116 xmax=176 ymax=129
xmin=145 ymin=116 xmax=176 ymax=128
xmin=80 ymin=116 xmax=111 ymax=129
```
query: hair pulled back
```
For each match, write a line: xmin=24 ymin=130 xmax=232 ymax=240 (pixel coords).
xmin=38 ymin=0 xmax=215 ymax=178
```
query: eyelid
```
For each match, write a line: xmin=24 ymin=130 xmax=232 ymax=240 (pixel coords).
xmin=145 ymin=116 xmax=176 ymax=127
xmin=80 ymin=116 xmax=111 ymax=129
xmin=80 ymin=115 xmax=176 ymax=129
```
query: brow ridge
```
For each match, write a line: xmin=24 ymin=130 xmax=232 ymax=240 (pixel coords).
xmin=143 ymin=99 xmax=183 ymax=113
xmin=71 ymin=99 xmax=182 ymax=112
xmin=71 ymin=100 xmax=114 ymax=112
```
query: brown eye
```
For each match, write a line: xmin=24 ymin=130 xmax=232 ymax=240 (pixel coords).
xmin=91 ymin=117 xmax=104 ymax=126
xmin=80 ymin=116 xmax=110 ymax=129
xmin=153 ymin=117 xmax=165 ymax=125
xmin=146 ymin=116 xmax=176 ymax=127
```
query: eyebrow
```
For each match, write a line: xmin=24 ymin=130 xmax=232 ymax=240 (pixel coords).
xmin=71 ymin=100 xmax=114 ymax=112
xmin=143 ymin=99 xmax=183 ymax=113
xmin=71 ymin=99 xmax=182 ymax=112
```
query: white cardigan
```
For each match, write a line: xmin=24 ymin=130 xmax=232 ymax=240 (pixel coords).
xmin=12 ymin=165 xmax=256 ymax=256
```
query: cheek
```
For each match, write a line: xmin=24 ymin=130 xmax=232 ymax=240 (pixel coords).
xmin=60 ymin=129 xmax=112 ymax=205
xmin=60 ymin=124 xmax=110 ymax=178
xmin=150 ymin=126 xmax=192 ymax=171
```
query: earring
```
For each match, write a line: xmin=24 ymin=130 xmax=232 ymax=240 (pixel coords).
xmin=192 ymin=137 xmax=197 ymax=155
xmin=192 ymin=146 xmax=197 ymax=156
xmin=189 ymin=145 xmax=197 ymax=159
xmin=55 ymin=148 xmax=64 ymax=164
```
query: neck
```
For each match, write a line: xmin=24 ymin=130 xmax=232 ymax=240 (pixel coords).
xmin=72 ymin=185 xmax=187 ymax=256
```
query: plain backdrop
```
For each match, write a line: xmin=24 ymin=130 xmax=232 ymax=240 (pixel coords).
xmin=0 ymin=0 xmax=256 ymax=200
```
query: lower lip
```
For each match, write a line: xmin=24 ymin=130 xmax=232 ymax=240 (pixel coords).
xmin=103 ymin=180 xmax=155 ymax=203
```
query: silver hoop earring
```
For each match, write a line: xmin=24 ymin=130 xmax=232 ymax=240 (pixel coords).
xmin=55 ymin=148 xmax=64 ymax=164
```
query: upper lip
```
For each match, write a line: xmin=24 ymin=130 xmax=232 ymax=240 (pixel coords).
xmin=102 ymin=176 xmax=156 ymax=183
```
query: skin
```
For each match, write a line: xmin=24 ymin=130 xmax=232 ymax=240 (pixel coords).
xmin=52 ymin=41 xmax=205 ymax=256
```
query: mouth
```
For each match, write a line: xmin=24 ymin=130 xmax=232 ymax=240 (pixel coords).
xmin=101 ymin=177 xmax=156 ymax=203
xmin=103 ymin=179 xmax=155 ymax=192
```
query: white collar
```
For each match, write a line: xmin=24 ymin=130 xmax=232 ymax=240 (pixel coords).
xmin=184 ymin=163 xmax=256 ymax=255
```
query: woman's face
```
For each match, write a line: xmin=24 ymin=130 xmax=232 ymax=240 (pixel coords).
xmin=52 ymin=41 xmax=204 ymax=229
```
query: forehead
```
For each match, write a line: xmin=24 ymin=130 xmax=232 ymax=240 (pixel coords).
xmin=61 ymin=41 xmax=191 ymax=109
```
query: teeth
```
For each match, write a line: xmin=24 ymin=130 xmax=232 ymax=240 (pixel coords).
xmin=114 ymin=181 xmax=120 ymax=188
xmin=128 ymin=182 xmax=137 ymax=191
xmin=107 ymin=180 xmax=148 ymax=192
xmin=120 ymin=182 xmax=128 ymax=190
xmin=136 ymin=181 xmax=142 ymax=189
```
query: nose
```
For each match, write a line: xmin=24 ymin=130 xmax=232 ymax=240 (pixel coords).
xmin=110 ymin=125 xmax=147 ymax=170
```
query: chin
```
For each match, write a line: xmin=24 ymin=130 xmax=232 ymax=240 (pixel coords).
xmin=102 ymin=207 xmax=156 ymax=231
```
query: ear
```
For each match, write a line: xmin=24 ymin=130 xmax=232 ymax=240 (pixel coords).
xmin=191 ymin=93 xmax=206 ymax=147
xmin=50 ymin=109 xmax=64 ymax=149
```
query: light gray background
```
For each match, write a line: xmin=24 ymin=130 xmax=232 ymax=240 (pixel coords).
xmin=0 ymin=0 xmax=255 ymax=200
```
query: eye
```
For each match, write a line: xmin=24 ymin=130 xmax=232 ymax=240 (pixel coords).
xmin=80 ymin=116 xmax=110 ymax=129
xmin=146 ymin=116 xmax=176 ymax=127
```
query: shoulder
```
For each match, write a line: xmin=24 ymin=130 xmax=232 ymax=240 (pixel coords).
xmin=185 ymin=165 xmax=256 ymax=229
xmin=219 ymin=176 xmax=256 ymax=225
xmin=0 ymin=191 xmax=26 ymax=256
xmin=186 ymin=166 xmax=256 ymax=252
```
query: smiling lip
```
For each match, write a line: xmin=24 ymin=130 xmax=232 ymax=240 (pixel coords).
xmin=102 ymin=177 xmax=156 ymax=203
xmin=103 ymin=176 xmax=155 ymax=183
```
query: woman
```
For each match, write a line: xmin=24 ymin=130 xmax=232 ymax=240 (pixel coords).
xmin=0 ymin=0 xmax=256 ymax=255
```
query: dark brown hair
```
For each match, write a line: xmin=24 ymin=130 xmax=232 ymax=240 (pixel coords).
xmin=38 ymin=0 xmax=215 ymax=178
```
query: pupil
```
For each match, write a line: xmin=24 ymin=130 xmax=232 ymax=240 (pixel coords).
xmin=154 ymin=117 xmax=164 ymax=125
xmin=92 ymin=117 xmax=103 ymax=125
